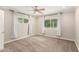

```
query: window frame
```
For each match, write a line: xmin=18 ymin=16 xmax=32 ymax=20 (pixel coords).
xmin=44 ymin=19 xmax=51 ymax=28
xmin=51 ymin=19 xmax=58 ymax=28
xmin=44 ymin=18 xmax=58 ymax=28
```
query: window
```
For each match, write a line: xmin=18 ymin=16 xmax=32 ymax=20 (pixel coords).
xmin=51 ymin=19 xmax=57 ymax=28
xmin=18 ymin=18 xmax=23 ymax=23
xmin=45 ymin=20 xmax=50 ymax=27
xmin=44 ymin=19 xmax=58 ymax=28
xmin=24 ymin=19 xmax=28 ymax=23
xmin=18 ymin=17 xmax=28 ymax=23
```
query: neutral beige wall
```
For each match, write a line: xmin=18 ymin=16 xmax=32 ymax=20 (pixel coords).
xmin=75 ymin=7 xmax=79 ymax=50
xmin=29 ymin=16 xmax=37 ymax=35
xmin=29 ymin=16 xmax=43 ymax=35
xmin=4 ymin=10 xmax=14 ymax=42
xmin=4 ymin=9 xmax=29 ymax=42
xmin=14 ymin=13 xmax=29 ymax=39
xmin=4 ymin=9 xmax=75 ymax=42
xmin=34 ymin=16 xmax=43 ymax=34
xmin=33 ymin=16 xmax=38 ymax=34
xmin=43 ymin=15 xmax=61 ymax=37
xmin=35 ymin=12 xmax=75 ymax=41
xmin=61 ymin=12 xmax=75 ymax=41
xmin=0 ymin=10 xmax=4 ymax=49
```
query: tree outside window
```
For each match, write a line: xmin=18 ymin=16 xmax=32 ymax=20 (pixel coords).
xmin=45 ymin=19 xmax=58 ymax=28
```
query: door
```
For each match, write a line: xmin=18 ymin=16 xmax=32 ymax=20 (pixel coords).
xmin=0 ymin=10 xmax=4 ymax=50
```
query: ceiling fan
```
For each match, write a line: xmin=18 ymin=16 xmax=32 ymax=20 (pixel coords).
xmin=27 ymin=6 xmax=45 ymax=14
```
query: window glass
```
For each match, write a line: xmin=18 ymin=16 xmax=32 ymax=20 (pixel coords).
xmin=51 ymin=19 xmax=54 ymax=27
xmin=24 ymin=19 xmax=28 ymax=23
xmin=18 ymin=18 xmax=23 ymax=23
xmin=51 ymin=19 xmax=57 ymax=28
xmin=18 ymin=17 xmax=28 ymax=23
xmin=44 ymin=19 xmax=58 ymax=28
xmin=53 ymin=19 xmax=57 ymax=28
xmin=45 ymin=20 xmax=50 ymax=28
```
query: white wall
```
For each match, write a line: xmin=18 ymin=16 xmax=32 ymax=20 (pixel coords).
xmin=0 ymin=10 xmax=4 ymax=50
xmin=34 ymin=16 xmax=43 ymax=34
xmin=29 ymin=16 xmax=36 ymax=35
xmin=4 ymin=9 xmax=40 ymax=42
xmin=4 ymin=10 xmax=14 ymax=42
xmin=30 ymin=16 xmax=45 ymax=35
xmin=4 ymin=9 xmax=30 ymax=42
xmin=61 ymin=12 xmax=75 ymax=41
xmin=14 ymin=13 xmax=29 ymax=39
xmin=34 ymin=12 xmax=75 ymax=41
xmin=75 ymin=7 xmax=79 ymax=51
xmin=3 ymin=9 xmax=75 ymax=42
xmin=43 ymin=14 xmax=61 ymax=37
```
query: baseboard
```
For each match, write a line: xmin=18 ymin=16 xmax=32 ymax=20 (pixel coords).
xmin=59 ymin=37 xmax=74 ymax=41
xmin=39 ymin=34 xmax=74 ymax=42
xmin=75 ymin=40 xmax=79 ymax=51
xmin=4 ymin=35 xmax=30 ymax=44
xmin=4 ymin=34 xmax=74 ymax=44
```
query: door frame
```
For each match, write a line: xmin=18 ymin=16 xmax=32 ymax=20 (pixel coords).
xmin=0 ymin=9 xmax=4 ymax=50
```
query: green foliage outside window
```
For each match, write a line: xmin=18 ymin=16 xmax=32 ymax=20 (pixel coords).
xmin=24 ymin=19 xmax=28 ymax=23
xmin=51 ymin=19 xmax=57 ymax=28
xmin=45 ymin=19 xmax=57 ymax=28
xmin=18 ymin=17 xmax=28 ymax=23
xmin=18 ymin=18 xmax=23 ymax=23
xmin=45 ymin=20 xmax=50 ymax=28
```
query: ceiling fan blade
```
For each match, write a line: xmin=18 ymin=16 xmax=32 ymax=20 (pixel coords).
xmin=37 ymin=10 xmax=43 ymax=14
xmin=31 ymin=6 xmax=45 ymax=14
xmin=39 ymin=8 xmax=45 ymax=11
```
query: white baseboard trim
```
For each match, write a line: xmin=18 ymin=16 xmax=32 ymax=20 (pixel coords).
xmin=4 ymin=34 xmax=37 ymax=44
xmin=4 ymin=34 xmax=74 ymax=44
xmin=4 ymin=35 xmax=31 ymax=44
xmin=75 ymin=40 xmax=79 ymax=51
xmin=39 ymin=34 xmax=74 ymax=41
xmin=59 ymin=37 xmax=74 ymax=41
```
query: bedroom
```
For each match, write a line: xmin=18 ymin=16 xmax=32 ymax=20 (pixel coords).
xmin=0 ymin=6 xmax=79 ymax=52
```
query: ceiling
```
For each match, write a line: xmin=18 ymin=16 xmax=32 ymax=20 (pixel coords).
xmin=0 ymin=6 xmax=76 ymax=16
